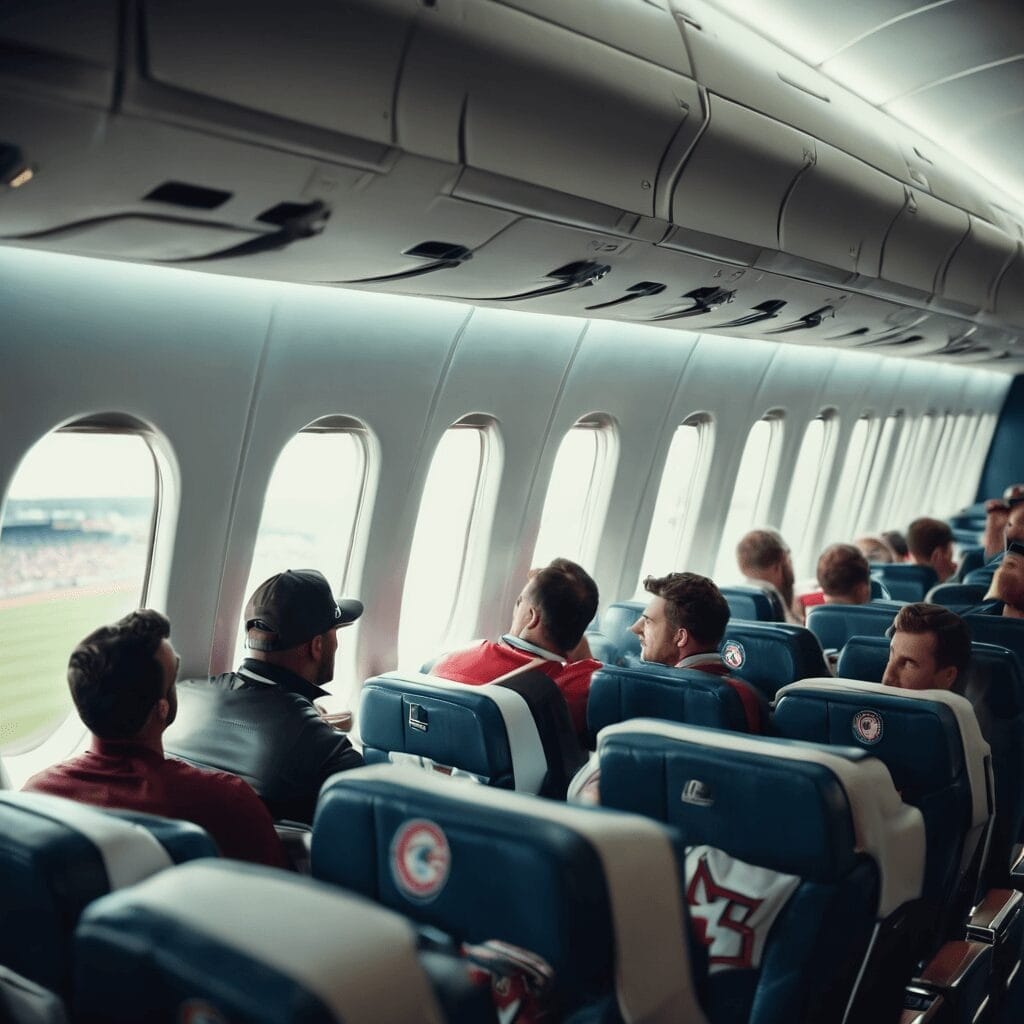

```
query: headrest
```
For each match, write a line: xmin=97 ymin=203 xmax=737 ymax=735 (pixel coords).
xmin=718 ymin=621 xmax=829 ymax=699
xmin=719 ymin=585 xmax=779 ymax=622
xmin=0 ymin=792 xmax=213 ymax=992
xmin=774 ymin=680 xmax=990 ymax=834
xmin=74 ymin=860 xmax=447 ymax=1024
xmin=357 ymin=671 xmax=551 ymax=795
xmin=964 ymin=565 xmax=997 ymax=586
xmin=598 ymin=601 xmax=643 ymax=661
xmin=587 ymin=664 xmax=751 ymax=736
xmin=926 ymin=583 xmax=987 ymax=609
xmin=836 ymin=635 xmax=889 ymax=682
xmin=964 ymin=643 xmax=1024 ymax=720
xmin=584 ymin=629 xmax=619 ymax=665
xmin=963 ymin=613 xmax=1024 ymax=654
xmin=805 ymin=603 xmax=899 ymax=650
xmin=313 ymin=764 xmax=705 ymax=1024
xmin=596 ymin=720 xmax=924 ymax=918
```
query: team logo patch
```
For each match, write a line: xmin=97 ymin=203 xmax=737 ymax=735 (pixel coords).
xmin=178 ymin=1000 xmax=227 ymax=1024
xmin=390 ymin=818 xmax=451 ymax=902
xmin=722 ymin=640 xmax=745 ymax=670
xmin=852 ymin=709 xmax=884 ymax=745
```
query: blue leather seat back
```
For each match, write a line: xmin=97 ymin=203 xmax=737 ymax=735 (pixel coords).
xmin=312 ymin=766 xmax=702 ymax=1018
xmin=953 ymin=529 xmax=982 ymax=546
xmin=584 ymin=629 xmax=618 ymax=665
xmin=964 ymin=564 xmax=998 ymax=587
xmin=597 ymin=721 xmax=923 ymax=1024
xmin=955 ymin=546 xmax=985 ymax=581
xmin=0 ymin=792 xmax=216 ymax=994
xmin=358 ymin=671 xmax=582 ymax=799
xmin=805 ymin=603 xmax=900 ymax=651
xmin=718 ymin=621 xmax=830 ymax=700
xmin=587 ymin=664 xmax=750 ymax=735
xmin=836 ymin=635 xmax=888 ymax=682
xmin=927 ymin=583 xmax=987 ymax=609
xmin=598 ymin=601 xmax=643 ymax=662
xmin=74 ymin=860 xmax=467 ymax=1024
xmin=963 ymin=614 xmax=1024 ymax=664
xmin=773 ymin=682 xmax=990 ymax=947
xmin=720 ymin=585 xmax=780 ymax=622
xmin=870 ymin=577 xmax=891 ymax=600
xmin=869 ymin=564 xmax=938 ymax=602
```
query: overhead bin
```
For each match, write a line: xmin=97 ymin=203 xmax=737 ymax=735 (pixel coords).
xmin=780 ymin=142 xmax=905 ymax=278
xmin=397 ymin=0 xmax=700 ymax=216
xmin=942 ymin=217 xmax=1019 ymax=312
xmin=995 ymin=246 xmax=1024 ymax=328
xmin=879 ymin=188 xmax=970 ymax=296
xmin=670 ymin=96 xmax=811 ymax=252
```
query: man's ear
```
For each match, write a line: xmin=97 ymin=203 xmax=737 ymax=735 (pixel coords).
xmin=674 ymin=627 xmax=690 ymax=654
xmin=308 ymin=633 xmax=324 ymax=661
xmin=525 ymin=603 xmax=542 ymax=630
xmin=153 ymin=697 xmax=171 ymax=728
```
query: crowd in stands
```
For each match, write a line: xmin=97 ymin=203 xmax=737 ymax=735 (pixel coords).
xmin=0 ymin=534 xmax=145 ymax=599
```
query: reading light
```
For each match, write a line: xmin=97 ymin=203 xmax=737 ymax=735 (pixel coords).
xmin=0 ymin=143 xmax=33 ymax=188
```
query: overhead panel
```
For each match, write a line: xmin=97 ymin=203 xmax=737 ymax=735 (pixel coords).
xmin=670 ymin=96 xmax=811 ymax=252
xmin=879 ymin=188 xmax=970 ymax=296
xmin=942 ymin=217 xmax=1018 ymax=313
xmin=780 ymin=142 xmax=905 ymax=278
xmin=398 ymin=0 xmax=699 ymax=216
xmin=995 ymin=246 xmax=1024 ymax=329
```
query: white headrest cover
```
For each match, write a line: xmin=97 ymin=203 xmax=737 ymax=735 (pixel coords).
xmin=0 ymin=757 xmax=11 ymax=790
xmin=2 ymin=792 xmax=172 ymax=889
xmin=122 ymin=861 xmax=446 ymax=1024
xmin=372 ymin=671 xmax=549 ymax=794
xmin=336 ymin=764 xmax=708 ymax=1024
xmin=597 ymin=719 xmax=926 ymax=917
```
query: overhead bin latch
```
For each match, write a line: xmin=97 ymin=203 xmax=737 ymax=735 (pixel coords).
xmin=474 ymin=260 xmax=613 ymax=302
xmin=586 ymin=281 xmax=667 ymax=311
xmin=768 ymin=305 xmax=835 ymax=334
xmin=648 ymin=286 xmax=736 ymax=322
xmin=342 ymin=241 xmax=474 ymax=285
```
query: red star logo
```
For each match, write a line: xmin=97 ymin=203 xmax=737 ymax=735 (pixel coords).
xmin=687 ymin=855 xmax=765 ymax=969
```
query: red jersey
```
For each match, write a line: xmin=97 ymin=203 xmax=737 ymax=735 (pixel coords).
xmin=23 ymin=737 xmax=287 ymax=868
xmin=432 ymin=640 xmax=600 ymax=741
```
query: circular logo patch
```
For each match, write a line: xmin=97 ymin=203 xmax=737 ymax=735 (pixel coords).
xmin=390 ymin=818 xmax=451 ymax=902
xmin=722 ymin=640 xmax=745 ymax=670
xmin=852 ymin=710 xmax=884 ymax=745
xmin=178 ymin=1000 xmax=227 ymax=1024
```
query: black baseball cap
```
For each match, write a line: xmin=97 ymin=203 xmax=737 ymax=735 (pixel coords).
xmin=244 ymin=569 xmax=363 ymax=652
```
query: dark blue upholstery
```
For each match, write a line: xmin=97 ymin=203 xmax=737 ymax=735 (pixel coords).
xmin=717 ymin=621 xmax=830 ymax=700
xmin=955 ymin=545 xmax=985 ymax=581
xmin=963 ymin=614 xmax=1024 ymax=666
xmin=953 ymin=529 xmax=982 ymax=546
xmin=358 ymin=670 xmax=583 ymax=799
xmin=598 ymin=601 xmax=643 ymax=663
xmin=0 ymin=792 xmax=216 ymax=995
xmin=926 ymin=583 xmax=987 ymax=609
xmin=587 ymin=664 xmax=751 ymax=736
xmin=312 ymin=767 xmax=698 ymax=1019
xmin=719 ymin=585 xmax=780 ymax=622
xmin=870 ymin=577 xmax=892 ymax=600
xmin=965 ymin=565 xmax=998 ymax=587
xmin=805 ymin=602 xmax=901 ymax=651
xmin=597 ymin=724 xmax=909 ymax=1024
xmin=869 ymin=564 xmax=938 ymax=602
xmin=773 ymin=683 xmax=991 ymax=951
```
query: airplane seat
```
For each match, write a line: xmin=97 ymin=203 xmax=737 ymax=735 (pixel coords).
xmin=870 ymin=577 xmax=893 ymax=600
xmin=717 ymin=621 xmax=830 ymax=701
xmin=0 ymin=967 xmax=67 ymax=1024
xmin=955 ymin=546 xmax=986 ymax=582
xmin=964 ymin=565 xmax=997 ymax=588
xmin=73 ymin=859 xmax=493 ymax=1024
xmin=587 ymin=663 xmax=759 ymax=739
xmin=719 ymin=584 xmax=782 ymax=622
xmin=963 ymin=615 xmax=1024 ymax=668
xmin=583 ymin=629 xmax=618 ymax=665
xmin=952 ymin=530 xmax=983 ymax=547
xmin=358 ymin=670 xmax=585 ymax=800
xmin=596 ymin=601 xmax=643 ymax=663
xmin=595 ymin=719 xmax=926 ymax=1024
xmin=0 ymin=792 xmax=217 ymax=996
xmin=773 ymin=681 xmax=992 ymax=957
xmin=926 ymin=583 xmax=987 ymax=609
xmin=805 ymin=603 xmax=900 ymax=653
xmin=311 ymin=764 xmax=706 ymax=1024
xmin=869 ymin=564 xmax=938 ymax=603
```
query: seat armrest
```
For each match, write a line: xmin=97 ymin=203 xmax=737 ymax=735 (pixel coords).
xmin=909 ymin=940 xmax=992 ymax=1024
xmin=967 ymin=889 xmax=1023 ymax=943
xmin=1011 ymin=846 xmax=1024 ymax=889
xmin=900 ymin=989 xmax=946 ymax=1024
xmin=274 ymin=822 xmax=313 ymax=874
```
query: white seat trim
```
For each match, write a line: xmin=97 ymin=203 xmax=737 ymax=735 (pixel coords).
xmin=111 ymin=861 xmax=446 ymax=1024
xmin=329 ymin=764 xmax=708 ymax=1024
xmin=597 ymin=718 xmax=925 ymax=917
xmin=369 ymin=671 xmax=549 ymax=794
xmin=1 ymin=792 xmax=173 ymax=889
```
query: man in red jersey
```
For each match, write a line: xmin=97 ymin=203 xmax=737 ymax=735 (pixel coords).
xmin=431 ymin=558 xmax=601 ymax=744
xmin=23 ymin=610 xmax=286 ymax=868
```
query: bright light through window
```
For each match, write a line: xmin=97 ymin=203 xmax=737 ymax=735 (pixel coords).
xmin=856 ymin=414 xmax=900 ymax=535
xmin=780 ymin=417 xmax=835 ymax=569
xmin=639 ymin=419 xmax=712 ymax=584
xmin=398 ymin=423 xmax=498 ymax=670
xmin=238 ymin=427 xmax=369 ymax=684
xmin=533 ymin=419 xmax=617 ymax=573
xmin=0 ymin=430 xmax=157 ymax=752
xmin=826 ymin=416 xmax=873 ymax=543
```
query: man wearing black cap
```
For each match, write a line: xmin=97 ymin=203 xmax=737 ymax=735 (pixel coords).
xmin=165 ymin=570 xmax=364 ymax=824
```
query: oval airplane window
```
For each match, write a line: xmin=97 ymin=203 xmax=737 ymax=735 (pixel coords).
xmin=780 ymin=413 xmax=838 ymax=574
xmin=855 ymin=413 xmax=901 ymax=536
xmin=825 ymin=415 xmax=875 ymax=546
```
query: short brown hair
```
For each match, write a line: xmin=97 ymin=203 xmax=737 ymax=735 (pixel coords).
xmin=67 ymin=610 xmax=171 ymax=740
xmin=736 ymin=529 xmax=788 ymax=573
xmin=888 ymin=602 xmax=971 ymax=677
xmin=907 ymin=518 xmax=954 ymax=561
xmin=527 ymin=558 xmax=599 ymax=652
xmin=817 ymin=544 xmax=870 ymax=599
xmin=642 ymin=572 xmax=730 ymax=647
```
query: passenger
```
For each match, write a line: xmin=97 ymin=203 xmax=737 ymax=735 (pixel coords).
xmin=855 ymin=534 xmax=894 ymax=564
xmin=882 ymin=530 xmax=910 ymax=562
xmin=167 ymin=569 xmax=364 ymax=824
xmin=882 ymin=603 xmax=971 ymax=692
xmin=982 ymin=498 xmax=1011 ymax=559
xmin=431 ymin=558 xmax=600 ymax=744
xmin=802 ymin=543 xmax=871 ymax=609
xmin=23 ymin=610 xmax=287 ymax=868
xmin=907 ymin=517 xmax=957 ymax=583
xmin=735 ymin=529 xmax=802 ymax=624
xmin=971 ymin=542 xmax=1024 ymax=618
xmin=630 ymin=572 xmax=764 ymax=733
